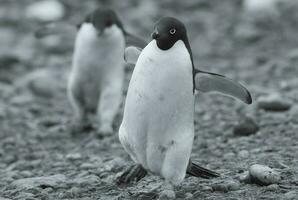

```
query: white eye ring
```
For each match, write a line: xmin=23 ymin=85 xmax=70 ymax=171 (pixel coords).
xmin=169 ymin=28 xmax=176 ymax=35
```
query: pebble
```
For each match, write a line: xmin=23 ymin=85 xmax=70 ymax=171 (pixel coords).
xmin=14 ymin=192 xmax=36 ymax=200
xmin=80 ymin=163 xmax=96 ymax=170
xmin=11 ymin=174 xmax=66 ymax=191
xmin=286 ymin=48 xmax=298 ymax=61
xmin=284 ymin=191 xmax=298 ymax=200
xmin=233 ymin=116 xmax=259 ymax=136
xmin=265 ymin=184 xmax=279 ymax=191
xmin=238 ymin=150 xmax=250 ymax=159
xmin=257 ymin=93 xmax=292 ymax=111
xmin=243 ymin=0 xmax=280 ymax=22
xmin=211 ymin=180 xmax=240 ymax=192
xmin=241 ymin=164 xmax=281 ymax=186
xmin=25 ymin=0 xmax=65 ymax=22
xmin=13 ymin=69 xmax=60 ymax=98
xmin=234 ymin=24 xmax=262 ymax=43
xmin=66 ymin=153 xmax=82 ymax=161
xmin=159 ymin=189 xmax=176 ymax=199
xmin=124 ymin=46 xmax=141 ymax=64
xmin=289 ymin=105 xmax=298 ymax=124
xmin=201 ymin=185 xmax=213 ymax=192
xmin=73 ymin=175 xmax=100 ymax=187
xmin=184 ymin=192 xmax=193 ymax=199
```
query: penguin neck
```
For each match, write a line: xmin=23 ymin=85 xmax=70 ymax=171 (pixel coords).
xmin=76 ymin=23 xmax=124 ymax=45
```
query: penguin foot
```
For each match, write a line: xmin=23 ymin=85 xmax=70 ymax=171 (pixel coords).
xmin=186 ymin=160 xmax=220 ymax=179
xmin=116 ymin=164 xmax=147 ymax=186
xmin=96 ymin=124 xmax=114 ymax=137
xmin=67 ymin=120 xmax=93 ymax=135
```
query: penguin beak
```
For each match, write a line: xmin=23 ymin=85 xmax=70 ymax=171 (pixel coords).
xmin=151 ymin=30 xmax=160 ymax=40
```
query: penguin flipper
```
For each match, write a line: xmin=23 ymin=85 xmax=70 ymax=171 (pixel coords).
xmin=124 ymin=46 xmax=142 ymax=64
xmin=187 ymin=161 xmax=220 ymax=179
xmin=125 ymin=32 xmax=147 ymax=49
xmin=194 ymin=70 xmax=252 ymax=104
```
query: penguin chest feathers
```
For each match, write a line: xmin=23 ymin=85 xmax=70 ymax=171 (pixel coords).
xmin=73 ymin=23 xmax=125 ymax=70
xmin=130 ymin=40 xmax=194 ymax=103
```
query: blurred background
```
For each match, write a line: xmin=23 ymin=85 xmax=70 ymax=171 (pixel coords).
xmin=0 ymin=0 xmax=298 ymax=199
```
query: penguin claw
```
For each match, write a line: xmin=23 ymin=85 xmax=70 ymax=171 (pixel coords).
xmin=116 ymin=164 xmax=147 ymax=186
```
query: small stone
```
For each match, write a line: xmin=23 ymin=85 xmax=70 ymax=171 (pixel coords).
xmin=289 ymin=105 xmax=298 ymax=124
xmin=159 ymin=189 xmax=176 ymax=199
xmin=11 ymin=174 xmax=66 ymax=191
xmin=80 ymin=163 xmax=96 ymax=170
xmin=265 ymin=184 xmax=279 ymax=191
xmin=201 ymin=185 xmax=213 ymax=192
xmin=13 ymin=69 xmax=61 ymax=98
xmin=284 ymin=191 xmax=298 ymax=200
xmin=233 ymin=116 xmax=259 ymax=136
xmin=257 ymin=93 xmax=292 ymax=111
xmin=185 ymin=192 xmax=193 ymax=199
xmin=238 ymin=150 xmax=250 ymax=159
xmin=14 ymin=192 xmax=35 ymax=200
xmin=287 ymin=48 xmax=298 ymax=61
xmin=66 ymin=153 xmax=82 ymax=161
xmin=243 ymin=0 xmax=280 ymax=23
xmin=239 ymin=171 xmax=252 ymax=183
xmin=211 ymin=180 xmax=240 ymax=192
xmin=235 ymin=24 xmax=262 ymax=43
xmin=73 ymin=175 xmax=100 ymax=187
xmin=248 ymin=164 xmax=281 ymax=186
xmin=10 ymin=93 xmax=34 ymax=105
xmin=26 ymin=0 xmax=65 ymax=22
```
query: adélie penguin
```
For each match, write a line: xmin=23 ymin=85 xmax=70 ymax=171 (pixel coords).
xmin=117 ymin=17 xmax=252 ymax=197
xmin=66 ymin=8 xmax=147 ymax=136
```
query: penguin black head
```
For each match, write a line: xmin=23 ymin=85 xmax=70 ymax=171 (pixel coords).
xmin=81 ymin=8 xmax=125 ymax=34
xmin=151 ymin=17 xmax=190 ymax=51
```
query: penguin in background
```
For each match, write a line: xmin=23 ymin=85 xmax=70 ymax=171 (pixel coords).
xmin=117 ymin=17 xmax=252 ymax=198
xmin=36 ymin=8 xmax=147 ymax=136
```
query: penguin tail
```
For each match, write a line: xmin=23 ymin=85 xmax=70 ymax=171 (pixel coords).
xmin=186 ymin=161 xmax=220 ymax=179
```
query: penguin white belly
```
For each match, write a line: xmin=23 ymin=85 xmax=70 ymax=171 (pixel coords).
xmin=69 ymin=24 xmax=125 ymax=110
xmin=119 ymin=40 xmax=194 ymax=184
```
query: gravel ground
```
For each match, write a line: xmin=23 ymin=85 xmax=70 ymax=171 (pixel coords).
xmin=1 ymin=0 xmax=298 ymax=199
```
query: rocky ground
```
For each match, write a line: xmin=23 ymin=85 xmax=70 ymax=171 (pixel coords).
xmin=1 ymin=0 xmax=298 ymax=199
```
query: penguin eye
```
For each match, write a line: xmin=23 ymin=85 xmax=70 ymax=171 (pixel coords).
xmin=169 ymin=28 xmax=176 ymax=35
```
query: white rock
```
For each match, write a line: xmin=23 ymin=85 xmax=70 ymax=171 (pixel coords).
xmin=243 ymin=0 xmax=280 ymax=23
xmin=211 ymin=180 xmax=240 ymax=192
xmin=0 ymin=197 xmax=12 ymax=200
xmin=11 ymin=174 xmax=66 ymax=191
xmin=238 ymin=150 xmax=250 ymax=159
xmin=124 ymin=46 xmax=141 ymax=65
xmin=249 ymin=164 xmax=281 ymax=186
xmin=26 ymin=0 xmax=65 ymax=22
xmin=14 ymin=69 xmax=60 ymax=98
xmin=66 ymin=153 xmax=82 ymax=161
xmin=284 ymin=191 xmax=298 ymax=200
xmin=244 ymin=0 xmax=279 ymax=13
xmin=159 ymin=189 xmax=176 ymax=200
